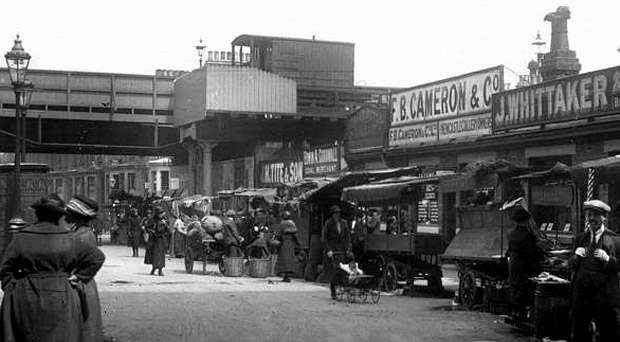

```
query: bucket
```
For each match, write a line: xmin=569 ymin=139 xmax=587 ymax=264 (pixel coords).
xmin=534 ymin=282 xmax=570 ymax=340
xmin=247 ymin=258 xmax=271 ymax=278
xmin=223 ymin=257 xmax=245 ymax=277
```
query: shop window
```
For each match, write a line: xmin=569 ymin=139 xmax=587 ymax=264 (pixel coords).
xmin=127 ymin=172 xmax=136 ymax=192
xmin=160 ymin=170 xmax=170 ymax=192
xmin=87 ymin=176 xmax=96 ymax=199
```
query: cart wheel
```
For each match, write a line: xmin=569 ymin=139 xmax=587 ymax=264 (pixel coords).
xmin=184 ymin=248 xmax=194 ymax=274
xmin=358 ymin=289 xmax=368 ymax=303
xmin=383 ymin=263 xmax=398 ymax=292
xmin=459 ymin=271 xmax=478 ymax=309
xmin=370 ymin=289 xmax=381 ymax=303
xmin=218 ymin=257 xmax=226 ymax=275
xmin=347 ymin=289 xmax=357 ymax=304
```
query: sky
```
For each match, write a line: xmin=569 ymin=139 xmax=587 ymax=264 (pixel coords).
xmin=2 ymin=0 xmax=619 ymax=88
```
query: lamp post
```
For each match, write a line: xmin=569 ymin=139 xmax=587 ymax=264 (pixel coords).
xmin=195 ymin=37 xmax=206 ymax=68
xmin=5 ymin=35 xmax=32 ymax=231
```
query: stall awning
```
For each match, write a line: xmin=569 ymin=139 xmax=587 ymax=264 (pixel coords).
xmin=342 ymin=177 xmax=438 ymax=206
xmin=513 ymin=162 xmax=571 ymax=180
xmin=301 ymin=166 xmax=421 ymax=203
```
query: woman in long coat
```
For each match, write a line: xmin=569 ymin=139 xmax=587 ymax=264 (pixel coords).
xmin=144 ymin=206 xmax=168 ymax=276
xmin=276 ymin=211 xmax=301 ymax=282
xmin=65 ymin=195 xmax=105 ymax=342
xmin=321 ymin=205 xmax=353 ymax=299
xmin=127 ymin=207 xmax=143 ymax=257
xmin=0 ymin=196 xmax=105 ymax=342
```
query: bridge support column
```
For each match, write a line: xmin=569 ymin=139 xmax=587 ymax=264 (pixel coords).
xmin=197 ymin=140 xmax=216 ymax=196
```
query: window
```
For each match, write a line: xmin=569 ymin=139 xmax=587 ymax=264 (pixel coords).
xmin=226 ymin=52 xmax=232 ymax=60
xmin=87 ymin=176 xmax=96 ymax=199
xmin=127 ymin=172 xmax=136 ymax=192
xmin=221 ymin=51 xmax=226 ymax=60
xmin=75 ymin=177 xmax=85 ymax=196
xmin=55 ymin=178 xmax=63 ymax=197
xmin=160 ymin=171 xmax=170 ymax=192
xmin=207 ymin=51 xmax=213 ymax=61
xmin=151 ymin=171 xmax=157 ymax=192
xmin=68 ymin=177 xmax=74 ymax=197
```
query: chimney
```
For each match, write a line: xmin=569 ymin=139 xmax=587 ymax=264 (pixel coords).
xmin=539 ymin=6 xmax=581 ymax=81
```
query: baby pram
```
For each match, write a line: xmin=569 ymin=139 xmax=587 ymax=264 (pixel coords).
xmin=334 ymin=261 xmax=381 ymax=304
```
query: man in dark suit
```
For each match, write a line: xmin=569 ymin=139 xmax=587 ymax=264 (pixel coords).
xmin=321 ymin=205 xmax=353 ymax=299
xmin=571 ymin=199 xmax=620 ymax=342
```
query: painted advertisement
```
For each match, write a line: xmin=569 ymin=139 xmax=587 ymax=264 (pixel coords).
xmin=493 ymin=65 xmax=620 ymax=131
xmin=303 ymin=145 xmax=341 ymax=178
xmin=389 ymin=66 xmax=503 ymax=147
xmin=259 ymin=160 xmax=304 ymax=185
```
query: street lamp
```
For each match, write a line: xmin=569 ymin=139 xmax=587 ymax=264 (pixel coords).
xmin=5 ymin=34 xmax=32 ymax=230
xmin=195 ymin=37 xmax=206 ymax=68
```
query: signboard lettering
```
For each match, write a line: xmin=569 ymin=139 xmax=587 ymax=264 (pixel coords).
xmin=493 ymin=66 xmax=620 ymax=130
xmin=303 ymin=145 xmax=341 ymax=177
xmin=260 ymin=161 xmax=303 ymax=185
xmin=346 ymin=105 xmax=388 ymax=151
xmin=389 ymin=67 xmax=503 ymax=147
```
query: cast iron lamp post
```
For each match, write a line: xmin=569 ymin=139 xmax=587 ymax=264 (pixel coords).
xmin=5 ymin=34 xmax=33 ymax=231
xmin=195 ymin=37 xmax=206 ymax=67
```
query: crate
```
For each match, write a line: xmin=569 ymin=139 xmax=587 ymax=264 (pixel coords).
xmin=247 ymin=258 xmax=270 ymax=278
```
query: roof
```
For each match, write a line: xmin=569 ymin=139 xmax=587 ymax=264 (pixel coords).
xmin=342 ymin=176 xmax=439 ymax=206
xmin=231 ymin=34 xmax=354 ymax=47
xmin=301 ymin=166 xmax=421 ymax=203
xmin=572 ymin=155 xmax=620 ymax=169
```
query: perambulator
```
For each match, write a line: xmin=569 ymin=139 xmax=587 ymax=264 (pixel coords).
xmin=334 ymin=261 xmax=381 ymax=304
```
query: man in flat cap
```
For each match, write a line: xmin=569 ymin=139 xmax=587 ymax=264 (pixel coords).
xmin=571 ymin=199 xmax=620 ymax=341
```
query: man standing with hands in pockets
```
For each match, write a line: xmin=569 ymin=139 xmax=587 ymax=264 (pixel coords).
xmin=571 ymin=199 xmax=620 ymax=342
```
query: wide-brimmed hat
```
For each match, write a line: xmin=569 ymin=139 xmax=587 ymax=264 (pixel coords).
xmin=329 ymin=205 xmax=342 ymax=216
xmin=584 ymin=200 xmax=611 ymax=215
xmin=66 ymin=195 xmax=99 ymax=219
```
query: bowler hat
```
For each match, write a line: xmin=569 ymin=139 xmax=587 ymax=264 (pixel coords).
xmin=584 ymin=200 xmax=611 ymax=214
xmin=329 ymin=205 xmax=342 ymax=216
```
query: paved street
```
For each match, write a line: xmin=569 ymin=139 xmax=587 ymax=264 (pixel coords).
xmin=97 ymin=246 xmax=532 ymax=342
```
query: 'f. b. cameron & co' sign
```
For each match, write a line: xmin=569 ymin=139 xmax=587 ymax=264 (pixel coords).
xmin=389 ymin=66 xmax=503 ymax=147
xmin=493 ymin=65 xmax=620 ymax=131
xmin=303 ymin=145 xmax=341 ymax=178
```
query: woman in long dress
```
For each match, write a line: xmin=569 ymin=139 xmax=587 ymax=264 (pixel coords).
xmin=0 ymin=195 xmax=105 ymax=342
xmin=65 ymin=195 xmax=106 ymax=342
xmin=275 ymin=211 xmax=301 ymax=283
xmin=144 ymin=206 xmax=168 ymax=276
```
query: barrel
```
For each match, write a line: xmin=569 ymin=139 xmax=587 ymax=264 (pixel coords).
xmin=534 ymin=282 xmax=570 ymax=340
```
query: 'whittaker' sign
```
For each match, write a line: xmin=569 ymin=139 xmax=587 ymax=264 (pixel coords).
xmin=389 ymin=66 xmax=503 ymax=147
xmin=303 ymin=145 xmax=341 ymax=177
xmin=493 ymin=65 xmax=620 ymax=130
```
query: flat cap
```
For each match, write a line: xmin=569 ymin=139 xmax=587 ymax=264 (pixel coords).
xmin=584 ymin=200 xmax=611 ymax=214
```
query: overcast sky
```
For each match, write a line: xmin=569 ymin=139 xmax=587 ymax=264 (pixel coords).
xmin=2 ymin=0 xmax=619 ymax=88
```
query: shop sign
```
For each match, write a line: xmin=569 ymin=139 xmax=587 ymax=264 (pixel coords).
xmin=346 ymin=105 xmax=388 ymax=151
xmin=303 ymin=145 xmax=341 ymax=177
xmin=493 ymin=65 xmax=620 ymax=131
xmin=389 ymin=66 xmax=502 ymax=147
xmin=391 ymin=66 xmax=503 ymax=126
xmin=259 ymin=160 xmax=303 ymax=185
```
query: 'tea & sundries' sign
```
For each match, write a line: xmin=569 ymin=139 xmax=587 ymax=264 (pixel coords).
xmin=303 ymin=145 xmax=341 ymax=177
xmin=493 ymin=65 xmax=620 ymax=130
xmin=389 ymin=67 xmax=503 ymax=147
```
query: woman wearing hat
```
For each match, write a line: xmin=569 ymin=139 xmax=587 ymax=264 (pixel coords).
xmin=222 ymin=209 xmax=244 ymax=258
xmin=65 ymin=195 xmax=105 ymax=342
xmin=571 ymin=199 xmax=620 ymax=341
xmin=321 ymin=205 xmax=353 ymax=299
xmin=275 ymin=211 xmax=301 ymax=283
xmin=0 ymin=195 xmax=105 ymax=341
xmin=144 ymin=206 xmax=168 ymax=276
xmin=502 ymin=197 xmax=544 ymax=320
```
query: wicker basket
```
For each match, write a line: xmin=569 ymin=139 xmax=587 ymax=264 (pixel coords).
xmin=223 ymin=257 xmax=245 ymax=277
xmin=247 ymin=258 xmax=271 ymax=278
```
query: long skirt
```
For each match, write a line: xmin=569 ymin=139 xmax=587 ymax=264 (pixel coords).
xmin=80 ymin=280 xmax=103 ymax=342
xmin=144 ymin=236 xmax=166 ymax=269
xmin=170 ymin=230 xmax=186 ymax=257
xmin=276 ymin=236 xmax=297 ymax=275
xmin=1 ymin=273 xmax=83 ymax=342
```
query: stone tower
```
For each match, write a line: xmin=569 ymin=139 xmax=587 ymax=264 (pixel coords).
xmin=540 ymin=6 xmax=581 ymax=81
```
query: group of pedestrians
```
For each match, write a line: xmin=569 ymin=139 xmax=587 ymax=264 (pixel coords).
xmin=0 ymin=194 xmax=106 ymax=342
